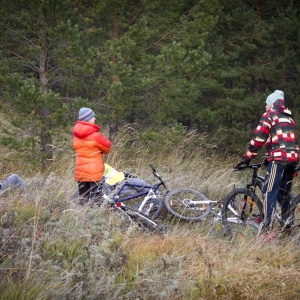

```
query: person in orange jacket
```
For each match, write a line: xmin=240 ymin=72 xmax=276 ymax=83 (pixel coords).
xmin=73 ymin=107 xmax=112 ymax=202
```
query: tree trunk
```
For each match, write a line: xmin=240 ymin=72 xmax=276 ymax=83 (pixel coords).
xmin=108 ymin=14 xmax=120 ymax=142
xmin=109 ymin=119 xmax=119 ymax=142
xmin=40 ymin=109 xmax=53 ymax=170
xmin=39 ymin=50 xmax=53 ymax=170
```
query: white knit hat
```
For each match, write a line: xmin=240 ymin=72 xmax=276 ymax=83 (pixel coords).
xmin=266 ymin=90 xmax=284 ymax=105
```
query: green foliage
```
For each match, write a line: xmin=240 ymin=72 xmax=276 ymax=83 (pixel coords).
xmin=90 ymin=0 xmax=219 ymax=135
xmin=0 ymin=136 xmax=30 ymax=150
xmin=42 ymin=236 xmax=86 ymax=263
xmin=15 ymin=204 xmax=36 ymax=224
xmin=15 ymin=204 xmax=49 ymax=225
xmin=14 ymin=81 xmax=67 ymax=125
xmin=114 ymin=123 xmax=191 ymax=156
xmin=0 ymin=0 xmax=95 ymax=167
xmin=199 ymin=0 xmax=300 ymax=142
xmin=138 ymin=125 xmax=185 ymax=145
xmin=0 ymin=0 xmax=300 ymax=164
xmin=0 ymin=277 xmax=49 ymax=300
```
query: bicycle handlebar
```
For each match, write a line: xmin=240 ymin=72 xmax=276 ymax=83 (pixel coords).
xmin=149 ymin=164 xmax=159 ymax=177
xmin=149 ymin=164 xmax=168 ymax=190
xmin=149 ymin=164 xmax=156 ymax=172
xmin=233 ymin=163 xmax=263 ymax=171
xmin=234 ymin=163 xmax=300 ymax=174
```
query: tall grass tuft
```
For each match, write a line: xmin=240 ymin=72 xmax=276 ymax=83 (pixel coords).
xmin=1 ymin=129 xmax=300 ymax=299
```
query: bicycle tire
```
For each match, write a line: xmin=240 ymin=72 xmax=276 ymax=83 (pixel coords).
xmin=222 ymin=188 xmax=263 ymax=237
xmin=133 ymin=198 xmax=163 ymax=219
xmin=88 ymin=183 xmax=113 ymax=207
xmin=164 ymin=188 xmax=212 ymax=221
xmin=291 ymin=194 xmax=300 ymax=235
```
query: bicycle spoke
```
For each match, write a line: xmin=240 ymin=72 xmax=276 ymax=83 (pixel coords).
xmin=164 ymin=188 xmax=212 ymax=221
xmin=222 ymin=188 xmax=263 ymax=238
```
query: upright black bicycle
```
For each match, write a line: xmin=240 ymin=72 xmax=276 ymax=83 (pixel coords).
xmin=222 ymin=163 xmax=300 ymax=238
xmin=221 ymin=164 xmax=264 ymax=237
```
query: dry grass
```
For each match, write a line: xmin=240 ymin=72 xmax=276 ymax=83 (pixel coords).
xmin=119 ymin=233 xmax=300 ymax=299
xmin=1 ymin=130 xmax=300 ymax=299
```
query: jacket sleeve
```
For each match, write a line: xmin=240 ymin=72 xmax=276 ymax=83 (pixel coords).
xmin=95 ymin=133 xmax=112 ymax=154
xmin=245 ymin=113 xmax=271 ymax=159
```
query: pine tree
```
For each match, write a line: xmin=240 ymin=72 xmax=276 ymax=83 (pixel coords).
xmin=195 ymin=0 xmax=300 ymax=151
xmin=81 ymin=0 xmax=219 ymax=139
xmin=0 ymin=0 xmax=94 ymax=168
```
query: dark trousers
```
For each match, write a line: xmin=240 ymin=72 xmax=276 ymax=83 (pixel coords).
xmin=78 ymin=181 xmax=99 ymax=200
xmin=262 ymin=161 xmax=295 ymax=227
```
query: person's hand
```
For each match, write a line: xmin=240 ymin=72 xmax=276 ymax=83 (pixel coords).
xmin=234 ymin=156 xmax=251 ymax=169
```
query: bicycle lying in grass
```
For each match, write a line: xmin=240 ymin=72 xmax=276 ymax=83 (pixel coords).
xmin=163 ymin=162 xmax=300 ymax=240
xmin=71 ymin=181 xmax=165 ymax=233
xmin=71 ymin=164 xmax=167 ymax=219
xmin=70 ymin=165 xmax=171 ymax=232
xmin=162 ymin=184 xmax=254 ymax=228
xmin=95 ymin=181 xmax=166 ymax=233
xmin=221 ymin=163 xmax=300 ymax=238
xmin=107 ymin=164 xmax=168 ymax=219
xmin=71 ymin=164 xmax=216 ymax=231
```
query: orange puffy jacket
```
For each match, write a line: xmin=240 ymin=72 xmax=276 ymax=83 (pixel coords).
xmin=73 ymin=121 xmax=112 ymax=182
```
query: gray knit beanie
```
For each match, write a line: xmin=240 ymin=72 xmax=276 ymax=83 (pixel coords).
xmin=266 ymin=90 xmax=284 ymax=105
xmin=78 ymin=107 xmax=95 ymax=121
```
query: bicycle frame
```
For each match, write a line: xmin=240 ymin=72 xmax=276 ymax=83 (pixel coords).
xmin=166 ymin=162 xmax=263 ymax=222
xmin=244 ymin=164 xmax=264 ymax=191
xmin=232 ymin=163 xmax=300 ymax=232
xmin=137 ymin=189 xmax=158 ymax=213
xmin=111 ymin=164 xmax=168 ymax=211
xmin=113 ymin=181 xmax=160 ymax=204
xmin=212 ymin=168 xmax=265 ymax=223
xmin=102 ymin=193 xmax=162 ymax=230
xmin=221 ymin=197 xmax=259 ymax=225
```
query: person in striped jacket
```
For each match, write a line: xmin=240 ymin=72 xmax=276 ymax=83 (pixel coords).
xmin=235 ymin=90 xmax=299 ymax=239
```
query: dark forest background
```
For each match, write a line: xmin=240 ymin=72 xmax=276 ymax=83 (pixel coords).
xmin=1 ymin=0 xmax=299 ymax=169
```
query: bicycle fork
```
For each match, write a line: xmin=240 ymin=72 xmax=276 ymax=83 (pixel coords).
xmin=228 ymin=195 xmax=256 ymax=223
xmin=137 ymin=189 xmax=157 ymax=214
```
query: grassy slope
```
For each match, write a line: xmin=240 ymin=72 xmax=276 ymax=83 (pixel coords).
xmin=0 ymin=127 xmax=300 ymax=299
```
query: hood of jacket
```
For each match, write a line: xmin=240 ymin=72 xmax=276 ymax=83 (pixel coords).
xmin=73 ymin=121 xmax=101 ymax=139
xmin=271 ymin=99 xmax=292 ymax=116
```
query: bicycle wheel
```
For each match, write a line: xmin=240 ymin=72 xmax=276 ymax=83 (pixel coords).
xmin=133 ymin=198 xmax=163 ymax=219
xmin=291 ymin=194 xmax=300 ymax=236
xmin=222 ymin=188 xmax=263 ymax=237
xmin=164 ymin=188 xmax=212 ymax=221
xmin=89 ymin=183 xmax=112 ymax=207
